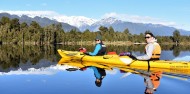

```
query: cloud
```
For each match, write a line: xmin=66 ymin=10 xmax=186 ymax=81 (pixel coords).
xmin=0 ymin=65 xmax=81 ymax=76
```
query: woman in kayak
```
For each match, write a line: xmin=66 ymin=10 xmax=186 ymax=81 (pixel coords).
xmin=84 ymin=34 xmax=106 ymax=56
xmin=133 ymin=32 xmax=161 ymax=60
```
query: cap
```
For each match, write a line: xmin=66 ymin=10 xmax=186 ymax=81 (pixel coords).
xmin=95 ymin=34 xmax=102 ymax=40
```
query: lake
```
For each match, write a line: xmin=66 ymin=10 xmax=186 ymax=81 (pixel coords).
xmin=0 ymin=44 xmax=190 ymax=94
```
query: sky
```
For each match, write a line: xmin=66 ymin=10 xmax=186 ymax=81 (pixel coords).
xmin=0 ymin=0 xmax=190 ymax=30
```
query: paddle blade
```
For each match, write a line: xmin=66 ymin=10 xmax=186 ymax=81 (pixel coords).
xmin=120 ymin=72 xmax=132 ymax=79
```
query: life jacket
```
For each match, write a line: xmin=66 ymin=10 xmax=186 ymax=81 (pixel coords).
xmin=145 ymin=42 xmax=161 ymax=60
xmin=96 ymin=42 xmax=106 ymax=55
xmin=150 ymin=71 xmax=162 ymax=89
xmin=97 ymin=68 xmax=106 ymax=80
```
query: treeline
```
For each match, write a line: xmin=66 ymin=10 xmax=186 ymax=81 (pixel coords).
xmin=0 ymin=16 xmax=190 ymax=45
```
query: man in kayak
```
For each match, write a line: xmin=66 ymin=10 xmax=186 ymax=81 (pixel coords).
xmin=84 ymin=34 xmax=106 ymax=56
xmin=133 ymin=32 xmax=161 ymax=60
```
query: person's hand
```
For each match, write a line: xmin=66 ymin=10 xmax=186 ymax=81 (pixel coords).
xmin=129 ymin=52 xmax=137 ymax=60
xmin=79 ymin=47 xmax=87 ymax=52
xmin=129 ymin=55 xmax=137 ymax=60
xmin=119 ymin=52 xmax=131 ymax=56
xmin=83 ymin=52 xmax=89 ymax=55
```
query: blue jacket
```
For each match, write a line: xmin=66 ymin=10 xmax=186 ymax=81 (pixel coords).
xmin=89 ymin=43 xmax=106 ymax=56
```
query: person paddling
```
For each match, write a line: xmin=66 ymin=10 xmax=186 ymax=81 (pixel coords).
xmin=133 ymin=32 xmax=161 ymax=60
xmin=84 ymin=34 xmax=106 ymax=56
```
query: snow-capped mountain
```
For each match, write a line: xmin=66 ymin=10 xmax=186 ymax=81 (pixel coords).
xmin=92 ymin=17 xmax=122 ymax=25
xmin=0 ymin=12 xmax=78 ymax=31
xmin=78 ymin=17 xmax=122 ymax=31
xmin=80 ymin=17 xmax=190 ymax=36
xmin=0 ymin=10 xmax=96 ymax=28
xmin=54 ymin=16 xmax=96 ymax=28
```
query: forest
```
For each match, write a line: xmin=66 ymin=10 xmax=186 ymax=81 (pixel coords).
xmin=0 ymin=16 xmax=190 ymax=45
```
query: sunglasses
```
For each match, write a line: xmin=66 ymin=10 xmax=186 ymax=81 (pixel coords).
xmin=95 ymin=39 xmax=100 ymax=41
xmin=144 ymin=36 xmax=151 ymax=39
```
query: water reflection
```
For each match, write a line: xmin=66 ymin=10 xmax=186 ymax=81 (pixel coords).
xmin=0 ymin=45 xmax=59 ymax=70
xmin=120 ymin=68 xmax=162 ymax=94
xmin=89 ymin=66 xmax=106 ymax=87
xmin=58 ymin=56 xmax=190 ymax=94
xmin=0 ymin=44 xmax=189 ymax=94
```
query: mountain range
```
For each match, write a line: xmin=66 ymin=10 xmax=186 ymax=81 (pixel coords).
xmin=0 ymin=13 xmax=78 ymax=31
xmin=81 ymin=17 xmax=190 ymax=36
xmin=0 ymin=12 xmax=190 ymax=36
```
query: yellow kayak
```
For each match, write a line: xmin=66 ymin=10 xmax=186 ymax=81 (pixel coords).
xmin=57 ymin=49 xmax=190 ymax=70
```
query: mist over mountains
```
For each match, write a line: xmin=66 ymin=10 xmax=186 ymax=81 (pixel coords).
xmin=0 ymin=12 xmax=190 ymax=36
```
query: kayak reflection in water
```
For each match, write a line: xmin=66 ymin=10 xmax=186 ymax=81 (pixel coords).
xmin=81 ymin=66 xmax=106 ymax=87
xmin=140 ymin=70 xmax=162 ymax=94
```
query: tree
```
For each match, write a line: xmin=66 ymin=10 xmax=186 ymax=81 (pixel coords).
xmin=173 ymin=30 xmax=181 ymax=44
xmin=123 ymin=28 xmax=131 ymax=41
xmin=1 ymin=16 xmax=10 ymax=25
xmin=10 ymin=18 xmax=20 ymax=31
xmin=29 ymin=21 xmax=42 ymax=43
xmin=99 ymin=26 xmax=108 ymax=35
xmin=20 ymin=22 xmax=29 ymax=44
xmin=82 ymin=29 xmax=91 ymax=41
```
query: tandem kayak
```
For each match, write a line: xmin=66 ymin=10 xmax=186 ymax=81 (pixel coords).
xmin=57 ymin=49 xmax=190 ymax=69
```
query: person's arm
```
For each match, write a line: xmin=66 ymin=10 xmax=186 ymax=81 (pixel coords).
xmin=89 ymin=67 xmax=101 ymax=79
xmin=136 ymin=44 xmax=154 ymax=60
xmin=89 ymin=44 xmax=101 ymax=56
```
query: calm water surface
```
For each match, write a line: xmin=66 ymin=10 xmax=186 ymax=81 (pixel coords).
xmin=0 ymin=44 xmax=190 ymax=94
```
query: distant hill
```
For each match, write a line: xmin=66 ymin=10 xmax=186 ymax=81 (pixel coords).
xmin=79 ymin=17 xmax=190 ymax=36
xmin=0 ymin=13 xmax=78 ymax=32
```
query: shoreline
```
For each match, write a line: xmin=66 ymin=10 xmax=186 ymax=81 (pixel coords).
xmin=0 ymin=41 xmax=190 ymax=46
